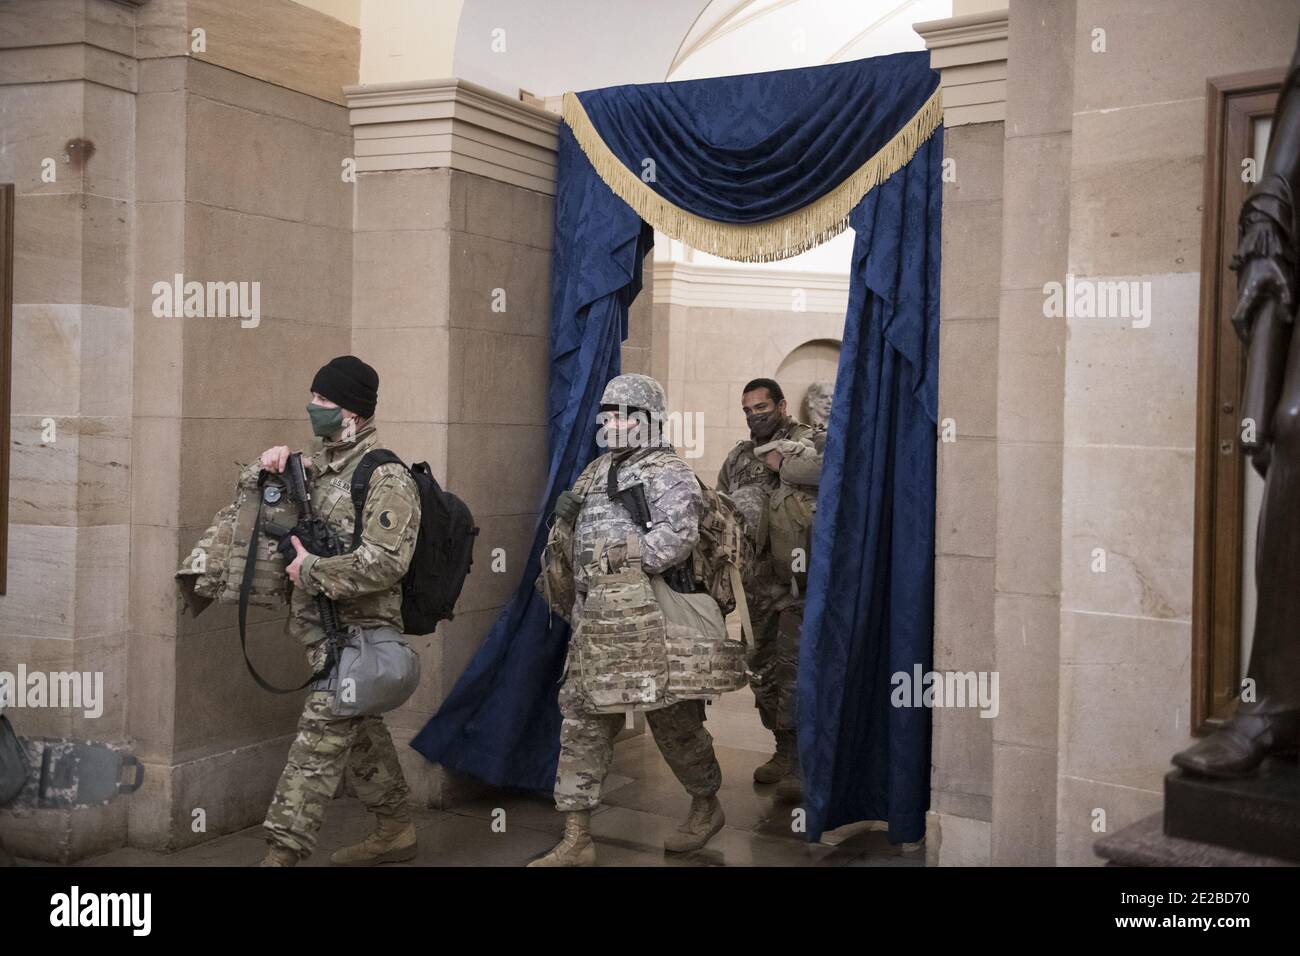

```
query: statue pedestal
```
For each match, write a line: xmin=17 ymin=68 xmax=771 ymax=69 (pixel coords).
xmin=1162 ymin=759 xmax=1300 ymax=862
xmin=1094 ymin=812 xmax=1295 ymax=866
xmin=1094 ymin=759 xmax=1300 ymax=866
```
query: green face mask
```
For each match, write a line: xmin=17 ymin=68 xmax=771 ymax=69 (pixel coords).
xmin=307 ymin=403 xmax=345 ymax=438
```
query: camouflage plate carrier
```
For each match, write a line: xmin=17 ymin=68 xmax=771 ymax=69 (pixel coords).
xmin=540 ymin=455 xmax=754 ymax=709
xmin=571 ymin=535 xmax=671 ymax=713
xmin=176 ymin=461 xmax=297 ymax=615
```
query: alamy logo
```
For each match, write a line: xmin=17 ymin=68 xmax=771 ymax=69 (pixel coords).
xmin=151 ymin=273 xmax=261 ymax=328
xmin=0 ymin=666 xmax=104 ymax=719
xmin=1041 ymin=274 xmax=1152 ymax=328
xmin=50 ymin=886 xmax=151 ymax=936
xmin=891 ymin=665 xmax=999 ymax=718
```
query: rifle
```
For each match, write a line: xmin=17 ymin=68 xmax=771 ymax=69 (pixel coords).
xmin=607 ymin=462 xmax=695 ymax=593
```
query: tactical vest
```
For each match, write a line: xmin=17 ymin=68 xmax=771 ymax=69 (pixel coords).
xmin=543 ymin=449 xmax=752 ymax=710
xmin=538 ymin=450 xmax=753 ymax=644
xmin=176 ymin=462 xmax=296 ymax=615
xmin=570 ymin=535 xmax=747 ymax=713
xmin=572 ymin=535 xmax=671 ymax=712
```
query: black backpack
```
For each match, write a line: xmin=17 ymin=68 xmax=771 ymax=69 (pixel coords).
xmin=351 ymin=449 xmax=478 ymax=635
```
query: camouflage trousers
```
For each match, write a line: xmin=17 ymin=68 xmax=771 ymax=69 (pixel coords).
xmin=263 ymin=645 xmax=410 ymax=859
xmin=554 ymin=677 xmax=721 ymax=812
xmin=748 ymin=603 xmax=802 ymax=732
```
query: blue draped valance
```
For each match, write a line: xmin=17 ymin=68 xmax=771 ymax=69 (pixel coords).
xmin=413 ymin=51 xmax=942 ymax=845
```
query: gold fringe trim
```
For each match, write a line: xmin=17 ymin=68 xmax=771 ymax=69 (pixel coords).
xmin=561 ymin=86 xmax=943 ymax=263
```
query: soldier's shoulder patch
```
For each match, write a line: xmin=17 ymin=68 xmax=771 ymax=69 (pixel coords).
xmin=363 ymin=473 xmax=418 ymax=551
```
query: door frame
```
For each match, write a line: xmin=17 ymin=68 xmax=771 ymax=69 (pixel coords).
xmin=1191 ymin=68 xmax=1287 ymax=733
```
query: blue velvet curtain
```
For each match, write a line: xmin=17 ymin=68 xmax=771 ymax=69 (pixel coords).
xmin=413 ymin=52 xmax=942 ymax=842
xmin=799 ymin=129 xmax=942 ymax=843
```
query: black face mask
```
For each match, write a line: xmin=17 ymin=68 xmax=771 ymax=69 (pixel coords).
xmin=746 ymin=409 xmax=781 ymax=442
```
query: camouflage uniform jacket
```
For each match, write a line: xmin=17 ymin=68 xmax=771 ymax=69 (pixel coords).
xmin=570 ymin=441 xmax=702 ymax=621
xmin=289 ymin=423 xmax=421 ymax=645
xmin=716 ymin=418 xmax=825 ymax=533
xmin=716 ymin=418 xmax=825 ymax=611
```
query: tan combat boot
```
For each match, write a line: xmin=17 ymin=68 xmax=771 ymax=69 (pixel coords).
xmin=258 ymin=845 xmax=300 ymax=867
xmin=527 ymin=811 xmax=597 ymax=867
xmin=664 ymin=795 xmax=725 ymax=853
xmin=775 ymin=749 xmax=804 ymax=804
xmin=329 ymin=814 xmax=418 ymax=867
xmin=753 ymin=731 xmax=794 ymax=784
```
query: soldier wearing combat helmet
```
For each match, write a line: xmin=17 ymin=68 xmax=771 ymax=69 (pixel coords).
xmin=529 ymin=373 xmax=725 ymax=866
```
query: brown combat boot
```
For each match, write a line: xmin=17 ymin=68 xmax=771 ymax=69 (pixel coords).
xmin=329 ymin=814 xmax=418 ymax=867
xmin=527 ymin=811 xmax=597 ymax=867
xmin=753 ymin=731 xmax=794 ymax=784
xmin=664 ymin=795 xmax=725 ymax=853
xmin=258 ymin=845 xmax=300 ymax=867
xmin=775 ymin=748 xmax=804 ymax=804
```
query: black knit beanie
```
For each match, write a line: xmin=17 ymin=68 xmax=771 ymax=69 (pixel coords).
xmin=311 ymin=355 xmax=379 ymax=419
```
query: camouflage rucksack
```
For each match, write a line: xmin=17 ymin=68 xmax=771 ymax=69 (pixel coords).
xmin=690 ymin=475 xmax=754 ymax=646
xmin=536 ymin=458 xmax=603 ymax=624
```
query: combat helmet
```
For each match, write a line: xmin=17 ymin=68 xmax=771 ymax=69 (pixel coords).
xmin=600 ymin=373 xmax=666 ymax=416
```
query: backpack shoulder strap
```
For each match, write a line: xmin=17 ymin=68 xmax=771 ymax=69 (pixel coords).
xmin=351 ymin=448 xmax=406 ymax=549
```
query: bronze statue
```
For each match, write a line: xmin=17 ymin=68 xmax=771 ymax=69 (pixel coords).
xmin=1174 ymin=27 xmax=1300 ymax=777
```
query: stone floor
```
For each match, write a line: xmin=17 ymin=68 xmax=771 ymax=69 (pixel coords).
xmin=23 ymin=690 xmax=925 ymax=867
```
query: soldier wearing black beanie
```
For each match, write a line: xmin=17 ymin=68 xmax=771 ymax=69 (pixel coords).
xmin=253 ymin=352 xmax=421 ymax=867
xmin=310 ymin=355 xmax=379 ymax=420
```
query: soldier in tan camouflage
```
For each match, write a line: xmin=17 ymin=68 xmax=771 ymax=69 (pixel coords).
xmin=529 ymin=374 xmax=725 ymax=867
xmin=716 ymin=377 xmax=824 ymax=802
xmin=256 ymin=355 xmax=423 ymax=868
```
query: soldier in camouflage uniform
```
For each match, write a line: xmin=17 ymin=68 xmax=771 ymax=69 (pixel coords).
xmin=716 ymin=377 xmax=825 ymax=802
xmin=256 ymin=356 xmax=423 ymax=868
xmin=529 ymin=374 xmax=725 ymax=867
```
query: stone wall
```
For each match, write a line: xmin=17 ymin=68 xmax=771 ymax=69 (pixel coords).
xmin=0 ymin=0 xmax=363 ymax=859
xmin=1053 ymin=0 xmax=1299 ymax=865
xmin=0 ymin=0 xmax=138 ymax=861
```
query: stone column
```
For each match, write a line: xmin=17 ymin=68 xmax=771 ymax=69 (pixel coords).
xmin=988 ymin=0 xmax=1074 ymax=867
xmin=915 ymin=8 xmax=1008 ymax=867
xmin=346 ymin=79 xmax=562 ymax=805
xmin=128 ymin=0 xmax=359 ymax=853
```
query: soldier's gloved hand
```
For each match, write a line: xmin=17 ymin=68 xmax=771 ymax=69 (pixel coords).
xmin=553 ymin=489 xmax=582 ymax=524
xmin=756 ymin=438 xmax=814 ymax=459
